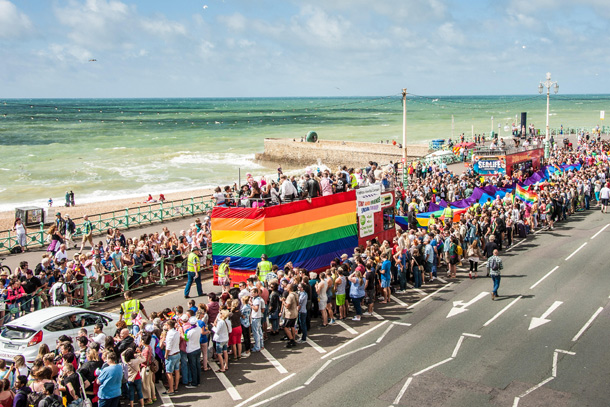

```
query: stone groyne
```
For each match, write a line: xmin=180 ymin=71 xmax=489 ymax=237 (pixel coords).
xmin=255 ymin=138 xmax=430 ymax=169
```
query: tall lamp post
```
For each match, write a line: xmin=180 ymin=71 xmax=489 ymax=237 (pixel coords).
xmin=539 ymin=72 xmax=559 ymax=159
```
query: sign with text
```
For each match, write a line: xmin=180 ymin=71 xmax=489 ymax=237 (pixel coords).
xmin=472 ymin=155 xmax=506 ymax=177
xmin=356 ymin=184 xmax=382 ymax=215
xmin=359 ymin=212 xmax=375 ymax=237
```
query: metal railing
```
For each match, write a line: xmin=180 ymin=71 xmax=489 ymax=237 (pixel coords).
xmin=0 ymin=195 xmax=215 ymax=254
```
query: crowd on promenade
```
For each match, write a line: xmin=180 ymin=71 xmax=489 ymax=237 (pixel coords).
xmin=1 ymin=130 xmax=609 ymax=407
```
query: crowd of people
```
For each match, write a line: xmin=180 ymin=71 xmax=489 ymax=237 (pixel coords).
xmin=1 ymin=130 xmax=609 ymax=406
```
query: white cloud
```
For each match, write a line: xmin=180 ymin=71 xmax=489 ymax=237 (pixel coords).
xmin=140 ymin=16 xmax=187 ymax=38
xmin=218 ymin=13 xmax=248 ymax=32
xmin=0 ymin=0 xmax=33 ymax=39
xmin=437 ymin=22 xmax=465 ymax=45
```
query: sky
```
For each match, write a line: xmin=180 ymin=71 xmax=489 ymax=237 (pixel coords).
xmin=1 ymin=0 xmax=609 ymax=98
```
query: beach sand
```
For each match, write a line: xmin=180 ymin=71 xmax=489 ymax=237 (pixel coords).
xmin=0 ymin=187 xmax=216 ymax=232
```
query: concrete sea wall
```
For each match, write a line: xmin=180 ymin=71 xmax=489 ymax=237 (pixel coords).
xmin=255 ymin=138 xmax=430 ymax=169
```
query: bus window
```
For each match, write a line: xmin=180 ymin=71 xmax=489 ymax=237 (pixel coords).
xmin=383 ymin=207 xmax=395 ymax=230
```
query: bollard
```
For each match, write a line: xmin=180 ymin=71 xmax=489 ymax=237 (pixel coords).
xmin=158 ymin=257 xmax=167 ymax=286
xmin=83 ymin=277 xmax=90 ymax=308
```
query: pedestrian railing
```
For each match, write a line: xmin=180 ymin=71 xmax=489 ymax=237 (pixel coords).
xmin=0 ymin=195 xmax=215 ymax=254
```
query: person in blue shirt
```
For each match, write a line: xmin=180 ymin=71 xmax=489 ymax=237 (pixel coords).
xmin=97 ymin=351 xmax=123 ymax=407
xmin=380 ymin=254 xmax=392 ymax=304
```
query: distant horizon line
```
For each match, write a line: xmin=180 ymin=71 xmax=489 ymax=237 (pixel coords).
xmin=3 ymin=93 xmax=610 ymax=100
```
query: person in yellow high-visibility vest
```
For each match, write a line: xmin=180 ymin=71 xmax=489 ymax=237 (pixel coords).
xmin=256 ymin=254 xmax=273 ymax=283
xmin=217 ymin=257 xmax=231 ymax=287
xmin=442 ymin=206 xmax=454 ymax=223
xmin=119 ymin=291 xmax=148 ymax=333
xmin=184 ymin=247 xmax=204 ymax=299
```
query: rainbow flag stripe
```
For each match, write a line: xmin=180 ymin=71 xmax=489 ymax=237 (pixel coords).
xmin=515 ymin=184 xmax=538 ymax=205
xmin=212 ymin=191 xmax=358 ymax=271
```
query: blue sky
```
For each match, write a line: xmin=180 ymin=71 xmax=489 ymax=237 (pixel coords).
xmin=1 ymin=0 xmax=609 ymax=97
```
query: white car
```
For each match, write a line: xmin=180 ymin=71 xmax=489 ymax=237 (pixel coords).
xmin=0 ymin=307 xmax=120 ymax=365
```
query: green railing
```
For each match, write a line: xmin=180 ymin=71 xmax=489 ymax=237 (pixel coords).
xmin=0 ymin=195 xmax=215 ymax=254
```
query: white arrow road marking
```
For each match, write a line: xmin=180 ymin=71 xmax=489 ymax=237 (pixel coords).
xmin=512 ymin=349 xmax=575 ymax=407
xmin=447 ymin=291 xmax=489 ymax=318
xmin=529 ymin=301 xmax=563 ymax=330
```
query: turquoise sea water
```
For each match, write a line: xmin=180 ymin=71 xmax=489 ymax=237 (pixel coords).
xmin=0 ymin=95 xmax=608 ymax=211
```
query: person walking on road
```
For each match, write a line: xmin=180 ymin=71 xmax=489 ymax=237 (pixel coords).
xmin=488 ymin=249 xmax=503 ymax=300
xmin=79 ymin=215 xmax=94 ymax=253
xmin=600 ymin=182 xmax=610 ymax=213
xmin=185 ymin=247 xmax=204 ymax=299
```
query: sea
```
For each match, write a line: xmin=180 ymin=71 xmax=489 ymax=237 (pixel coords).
xmin=1 ymin=95 xmax=608 ymax=212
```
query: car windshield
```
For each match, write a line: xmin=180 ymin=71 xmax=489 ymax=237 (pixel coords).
xmin=1 ymin=325 xmax=36 ymax=340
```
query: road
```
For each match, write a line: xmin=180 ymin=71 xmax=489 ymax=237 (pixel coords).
xmin=4 ymin=209 xmax=610 ymax=407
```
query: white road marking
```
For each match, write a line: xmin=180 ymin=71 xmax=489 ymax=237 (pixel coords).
xmin=335 ymin=319 xmax=358 ymax=334
xmin=513 ymin=349 xmax=575 ymax=407
xmin=207 ymin=360 xmax=242 ymax=400
xmin=261 ymin=348 xmax=288 ymax=374
xmin=529 ymin=301 xmax=563 ymax=330
xmin=155 ymin=382 xmax=175 ymax=407
xmin=413 ymin=357 xmax=453 ymax=376
xmin=407 ymin=284 xmax=426 ymax=296
xmin=436 ymin=276 xmax=448 ymax=284
xmin=572 ymin=306 xmax=604 ymax=342
xmin=376 ymin=323 xmax=395 ymax=343
xmin=304 ymin=360 xmax=332 ymax=386
xmin=321 ymin=320 xmax=389 ymax=359
xmin=234 ymin=373 xmax=296 ymax=407
xmin=462 ymin=332 xmax=481 ymax=338
xmin=371 ymin=311 xmax=385 ymax=320
xmin=407 ymin=283 xmax=453 ymax=309
xmin=306 ymin=337 xmax=326 ymax=353
xmin=590 ymin=223 xmax=610 ymax=240
xmin=451 ymin=336 xmax=465 ymax=358
xmin=530 ymin=266 xmax=559 ymax=289
xmin=392 ymin=377 xmax=413 ymax=405
xmin=565 ymin=242 xmax=587 ymax=261
xmin=390 ymin=295 xmax=409 ymax=307
xmin=392 ymin=321 xmax=412 ymax=326
xmin=331 ymin=343 xmax=376 ymax=361
xmin=483 ymin=295 xmax=523 ymax=327
xmin=446 ymin=291 xmax=489 ymax=318
xmin=249 ymin=386 xmax=305 ymax=407
xmin=505 ymin=238 xmax=527 ymax=252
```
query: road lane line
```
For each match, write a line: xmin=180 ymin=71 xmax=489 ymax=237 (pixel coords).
xmin=376 ymin=324 xmax=395 ymax=343
xmin=249 ymin=386 xmax=305 ymax=407
xmin=331 ymin=343 xmax=376 ymax=361
xmin=261 ymin=348 xmax=288 ymax=374
xmin=413 ymin=357 xmax=453 ymax=376
xmin=304 ymin=360 xmax=332 ymax=386
xmin=371 ymin=311 xmax=384 ymax=320
xmin=207 ymin=361 xmax=242 ymax=400
xmin=572 ymin=306 xmax=604 ymax=342
xmin=392 ymin=321 xmax=412 ymax=326
xmin=451 ymin=335 xmax=465 ymax=358
xmin=392 ymin=377 xmax=413 ymax=406
xmin=436 ymin=276 xmax=448 ymax=284
xmin=505 ymin=238 xmax=527 ymax=252
xmin=155 ymin=382 xmax=175 ymax=407
xmin=336 ymin=319 xmax=358 ymax=334
xmin=483 ymin=295 xmax=523 ymax=327
xmin=407 ymin=284 xmax=426 ymax=296
xmin=407 ymin=283 xmax=453 ymax=309
xmin=234 ymin=373 xmax=296 ymax=407
xmin=462 ymin=332 xmax=481 ymax=338
xmin=306 ymin=337 xmax=326 ymax=354
xmin=591 ymin=223 xmax=610 ymax=240
xmin=565 ymin=242 xmax=587 ymax=260
xmin=390 ymin=295 xmax=409 ymax=307
xmin=322 ymin=320 xmax=389 ymax=360
xmin=530 ymin=266 xmax=559 ymax=289
xmin=519 ymin=376 xmax=554 ymax=398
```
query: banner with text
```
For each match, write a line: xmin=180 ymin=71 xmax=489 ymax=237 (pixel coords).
xmin=356 ymin=184 xmax=382 ymax=216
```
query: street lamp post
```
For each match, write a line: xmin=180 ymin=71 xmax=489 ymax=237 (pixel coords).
xmin=539 ymin=72 xmax=559 ymax=159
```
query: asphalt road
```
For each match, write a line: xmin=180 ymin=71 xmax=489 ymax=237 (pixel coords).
xmin=4 ymin=208 xmax=610 ymax=407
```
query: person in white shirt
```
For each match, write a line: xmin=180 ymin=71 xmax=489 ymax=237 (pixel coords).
xmin=54 ymin=244 xmax=68 ymax=264
xmin=92 ymin=323 xmax=107 ymax=346
xmin=212 ymin=310 xmax=232 ymax=373
xmin=163 ymin=320 xmax=181 ymax=395
xmin=50 ymin=276 xmax=68 ymax=306
xmin=250 ymin=289 xmax=264 ymax=352
xmin=600 ymin=182 xmax=610 ymax=213
xmin=185 ymin=316 xmax=202 ymax=387
xmin=279 ymin=175 xmax=298 ymax=202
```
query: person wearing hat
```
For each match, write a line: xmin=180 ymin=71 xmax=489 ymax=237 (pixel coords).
xmin=184 ymin=247 xmax=204 ymax=299
xmin=256 ymin=254 xmax=272 ymax=283
xmin=217 ymin=257 xmax=231 ymax=287
xmin=64 ymin=214 xmax=77 ymax=249
xmin=55 ymin=212 xmax=66 ymax=239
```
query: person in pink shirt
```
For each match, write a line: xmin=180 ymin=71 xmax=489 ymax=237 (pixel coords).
xmin=320 ymin=172 xmax=333 ymax=196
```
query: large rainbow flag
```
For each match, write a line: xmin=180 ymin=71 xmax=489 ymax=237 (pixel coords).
xmin=211 ymin=191 xmax=358 ymax=271
xmin=515 ymin=184 xmax=538 ymax=205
